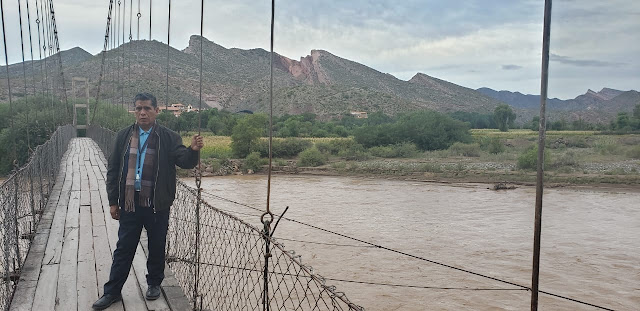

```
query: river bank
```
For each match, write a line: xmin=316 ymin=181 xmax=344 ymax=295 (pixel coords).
xmin=182 ymin=157 xmax=640 ymax=190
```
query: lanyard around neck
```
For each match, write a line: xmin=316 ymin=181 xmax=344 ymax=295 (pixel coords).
xmin=137 ymin=130 xmax=151 ymax=174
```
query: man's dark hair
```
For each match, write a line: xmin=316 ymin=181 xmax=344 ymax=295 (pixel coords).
xmin=134 ymin=92 xmax=158 ymax=108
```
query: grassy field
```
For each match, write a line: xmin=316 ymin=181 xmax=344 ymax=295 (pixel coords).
xmin=182 ymin=131 xmax=640 ymax=186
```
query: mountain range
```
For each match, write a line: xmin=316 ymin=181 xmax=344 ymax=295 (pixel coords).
xmin=0 ymin=35 xmax=637 ymax=124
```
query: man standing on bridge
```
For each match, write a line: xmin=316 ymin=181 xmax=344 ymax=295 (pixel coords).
xmin=93 ymin=93 xmax=204 ymax=310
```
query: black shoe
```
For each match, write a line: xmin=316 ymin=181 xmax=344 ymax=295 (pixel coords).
xmin=92 ymin=294 xmax=122 ymax=310
xmin=146 ymin=285 xmax=161 ymax=300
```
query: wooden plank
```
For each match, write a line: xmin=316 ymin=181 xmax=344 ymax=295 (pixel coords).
xmin=31 ymin=264 xmax=59 ymax=311
xmin=61 ymin=155 xmax=74 ymax=192
xmin=71 ymin=153 xmax=81 ymax=191
xmin=77 ymin=261 xmax=99 ymax=311
xmin=141 ymin=231 xmax=191 ymax=311
xmin=132 ymin=243 xmax=171 ymax=310
xmin=92 ymin=164 xmax=105 ymax=181
xmin=121 ymin=268 xmax=148 ymax=311
xmin=91 ymin=190 xmax=105 ymax=227
xmin=42 ymin=191 xmax=71 ymax=265
xmin=86 ymin=160 xmax=99 ymax=191
xmin=81 ymin=164 xmax=91 ymax=205
xmin=78 ymin=204 xmax=94 ymax=262
xmin=92 ymin=225 xmax=112 ymax=298
xmin=56 ymin=226 xmax=79 ymax=311
xmin=66 ymin=191 xmax=80 ymax=229
xmin=8 ymin=281 xmax=37 ymax=311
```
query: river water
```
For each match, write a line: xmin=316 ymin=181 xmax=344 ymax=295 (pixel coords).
xmin=182 ymin=175 xmax=638 ymax=311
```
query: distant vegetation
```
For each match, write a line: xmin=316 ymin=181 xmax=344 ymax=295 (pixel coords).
xmin=0 ymin=97 xmax=133 ymax=175
xmin=4 ymin=97 xmax=640 ymax=186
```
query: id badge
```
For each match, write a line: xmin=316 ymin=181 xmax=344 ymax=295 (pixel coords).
xmin=136 ymin=173 xmax=140 ymax=181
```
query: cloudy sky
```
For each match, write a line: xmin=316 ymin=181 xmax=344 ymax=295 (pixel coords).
xmin=1 ymin=0 xmax=638 ymax=99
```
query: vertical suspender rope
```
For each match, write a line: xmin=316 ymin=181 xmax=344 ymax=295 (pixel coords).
xmin=148 ymin=0 xmax=151 ymax=41
xmin=48 ymin=0 xmax=69 ymax=119
xmin=165 ymin=0 xmax=170 ymax=110
xmin=1 ymin=0 xmax=14 ymax=166
xmin=34 ymin=0 xmax=44 ymax=97
xmin=531 ymin=1 xmax=552 ymax=310
xmin=193 ymin=0 xmax=204 ymax=310
xmin=117 ymin=0 xmax=121 ymax=108
xmin=121 ymin=0 xmax=125 ymax=109
xmin=261 ymin=1 xmax=276 ymax=310
xmin=128 ymin=0 xmax=132 ymax=87
xmin=18 ymin=0 xmax=29 ymax=102
xmin=39 ymin=0 xmax=50 ymax=108
xmin=26 ymin=0 xmax=37 ymax=97
xmin=19 ymin=0 xmax=33 ymax=155
xmin=1 ymin=0 xmax=23 ymax=279
xmin=136 ymin=0 xmax=140 ymax=40
xmin=92 ymin=0 xmax=115 ymax=124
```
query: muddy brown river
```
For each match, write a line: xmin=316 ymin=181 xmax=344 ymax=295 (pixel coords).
xmin=183 ymin=175 xmax=639 ymax=311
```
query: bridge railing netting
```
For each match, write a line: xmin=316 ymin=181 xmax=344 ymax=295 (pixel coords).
xmin=0 ymin=125 xmax=75 ymax=310
xmin=87 ymin=125 xmax=363 ymax=311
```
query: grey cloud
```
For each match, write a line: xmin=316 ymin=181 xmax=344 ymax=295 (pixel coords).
xmin=550 ymin=53 xmax=624 ymax=67
xmin=502 ymin=65 xmax=523 ymax=70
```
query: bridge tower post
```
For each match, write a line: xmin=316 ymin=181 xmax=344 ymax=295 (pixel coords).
xmin=72 ymin=77 xmax=90 ymax=136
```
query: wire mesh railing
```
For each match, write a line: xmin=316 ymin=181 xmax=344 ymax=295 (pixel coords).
xmin=0 ymin=124 xmax=75 ymax=310
xmin=88 ymin=124 xmax=363 ymax=310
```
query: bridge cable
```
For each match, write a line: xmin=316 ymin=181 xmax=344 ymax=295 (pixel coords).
xmin=128 ymin=0 xmax=132 ymax=97
xmin=18 ymin=0 xmax=32 ymax=153
xmin=117 ymin=0 xmax=121 ymax=108
xmin=39 ymin=0 xmax=51 ymax=110
xmin=148 ymin=0 xmax=151 ymax=40
xmin=91 ymin=0 xmax=115 ymax=124
xmin=120 ymin=0 xmax=125 ymax=109
xmin=164 ymin=0 xmax=170 ymax=111
xmin=192 ymin=0 xmax=205 ymax=309
xmin=136 ymin=0 xmax=140 ymax=40
xmin=1 ymin=0 xmax=25 ymax=271
xmin=260 ymin=2 xmax=278 ymax=310
xmin=34 ymin=0 xmax=45 ymax=97
xmin=25 ymin=0 xmax=37 ymax=97
xmin=48 ymin=0 xmax=69 ymax=117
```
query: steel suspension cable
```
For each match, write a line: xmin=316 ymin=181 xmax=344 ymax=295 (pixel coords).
xmin=136 ymin=0 xmax=140 ymax=40
xmin=148 ymin=0 xmax=151 ymax=40
xmin=34 ymin=0 xmax=44 ymax=97
xmin=0 ymin=0 xmax=15 ymax=165
xmin=164 ymin=0 xmax=170 ymax=110
xmin=92 ymin=0 xmax=115 ymax=124
xmin=193 ymin=1 xmax=204 ymax=309
xmin=260 ymin=2 xmax=276 ymax=311
xmin=128 ymin=0 xmax=131 ymax=83
xmin=26 ymin=0 xmax=37 ymax=96
xmin=18 ymin=0 xmax=32 ymax=153
xmin=48 ymin=0 xmax=69 ymax=117
xmin=121 ymin=0 xmax=125 ymax=109
xmin=18 ymin=0 xmax=29 ymax=101
xmin=117 ymin=0 xmax=121 ymax=108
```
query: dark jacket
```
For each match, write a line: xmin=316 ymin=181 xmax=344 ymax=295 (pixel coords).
xmin=106 ymin=123 xmax=199 ymax=212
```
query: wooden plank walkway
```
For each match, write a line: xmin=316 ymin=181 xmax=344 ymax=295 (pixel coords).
xmin=9 ymin=138 xmax=191 ymax=311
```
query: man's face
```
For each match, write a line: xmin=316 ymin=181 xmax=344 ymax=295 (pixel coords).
xmin=134 ymin=100 xmax=159 ymax=129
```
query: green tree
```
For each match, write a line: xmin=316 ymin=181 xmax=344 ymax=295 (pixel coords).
xmin=230 ymin=114 xmax=268 ymax=158
xmin=493 ymin=104 xmax=516 ymax=132
xmin=633 ymin=104 xmax=640 ymax=119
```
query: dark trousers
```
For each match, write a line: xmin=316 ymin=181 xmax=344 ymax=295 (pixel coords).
xmin=103 ymin=194 xmax=170 ymax=295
